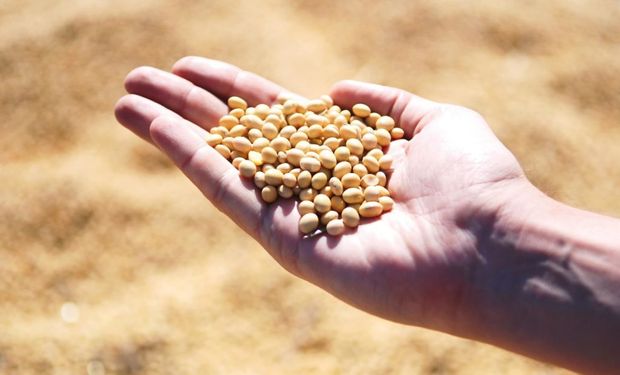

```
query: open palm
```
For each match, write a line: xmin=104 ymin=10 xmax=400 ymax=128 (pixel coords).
xmin=115 ymin=57 xmax=528 ymax=337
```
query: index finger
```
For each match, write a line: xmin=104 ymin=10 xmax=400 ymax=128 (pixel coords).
xmin=172 ymin=56 xmax=301 ymax=106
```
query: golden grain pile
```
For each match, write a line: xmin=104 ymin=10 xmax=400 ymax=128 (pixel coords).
xmin=209 ymin=95 xmax=401 ymax=235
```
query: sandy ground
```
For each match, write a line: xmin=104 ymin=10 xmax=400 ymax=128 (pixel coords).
xmin=1 ymin=0 xmax=619 ymax=374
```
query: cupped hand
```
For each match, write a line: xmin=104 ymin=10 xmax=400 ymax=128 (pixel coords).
xmin=115 ymin=57 xmax=529 ymax=337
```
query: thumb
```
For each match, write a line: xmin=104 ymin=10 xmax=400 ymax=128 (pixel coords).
xmin=330 ymin=80 xmax=442 ymax=137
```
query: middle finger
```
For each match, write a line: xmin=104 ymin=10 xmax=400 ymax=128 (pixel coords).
xmin=124 ymin=66 xmax=227 ymax=129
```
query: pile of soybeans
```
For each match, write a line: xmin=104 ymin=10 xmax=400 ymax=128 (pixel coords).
xmin=204 ymin=94 xmax=403 ymax=236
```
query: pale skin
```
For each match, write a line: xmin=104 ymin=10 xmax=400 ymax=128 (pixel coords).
xmin=115 ymin=56 xmax=620 ymax=374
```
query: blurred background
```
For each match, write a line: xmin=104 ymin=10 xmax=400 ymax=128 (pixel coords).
xmin=1 ymin=0 xmax=619 ymax=373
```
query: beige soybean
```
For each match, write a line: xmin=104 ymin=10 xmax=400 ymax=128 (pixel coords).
xmin=313 ymin=194 xmax=331 ymax=213
xmin=299 ymin=213 xmax=319 ymax=234
xmin=366 ymin=112 xmax=380 ymax=127
xmin=331 ymin=196 xmax=346 ymax=212
xmin=264 ymin=169 xmax=283 ymax=186
xmin=278 ymin=185 xmax=294 ymax=199
xmin=261 ymin=147 xmax=278 ymax=164
xmin=333 ymin=161 xmax=352 ymax=179
xmin=359 ymin=201 xmax=383 ymax=218
xmin=276 ymin=92 xmax=293 ymax=104
xmin=219 ymin=114 xmax=239 ymax=129
xmin=361 ymin=173 xmax=379 ymax=188
xmin=265 ymin=114 xmax=283 ymax=127
xmin=239 ymin=160 xmax=257 ymax=178
xmin=367 ymin=148 xmax=384 ymax=160
xmin=241 ymin=114 xmax=262 ymax=129
xmin=255 ymin=104 xmax=270 ymax=119
xmin=288 ymin=113 xmax=305 ymax=127
xmin=299 ymin=188 xmax=317 ymax=201
xmin=348 ymin=203 xmax=361 ymax=212
xmin=229 ymin=124 xmax=247 ymax=137
xmin=294 ymin=140 xmax=309 ymax=152
xmin=362 ymin=155 xmax=380 ymax=173
xmin=334 ymin=146 xmax=351 ymax=162
xmin=320 ymin=210 xmax=339 ymax=226
xmin=228 ymin=96 xmax=248 ymax=110
xmin=379 ymin=155 xmax=393 ymax=170
xmin=262 ymin=123 xmax=279 ymax=139
xmin=320 ymin=94 xmax=334 ymax=107
xmin=377 ymin=186 xmax=390 ymax=197
xmin=206 ymin=133 xmax=223 ymax=147
xmin=232 ymin=137 xmax=252 ymax=153
xmin=334 ymin=114 xmax=347 ymax=127
xmin=361 ymin=133 xmax=377 ymax=150
xmin=279 ymin=125 xmax=297 ymax=139
xmin=340 ymin=125 xmax=358 ymax=140
xmin=254 ymin=171 xmax=266 ymax=188
xmin=285 ymin=148 xmax=304 ymax=166
xmin=379 ymin=196 xmax=394 ymax=211
xmin=326 ymin=219 xmax=346 ymax=235
xmin=290 ymin=131 xmax=309 ymax=146
xmin=346 ymin=138 xmax=364 ymax=156
xmin=248 ymin=150 xmax=263 ymax=166
xmin=247 ymin=128 xmax=263 ymax=142
xmin=277 ymin=162 xmax=292 ymax=173
xmin=282 ymin=173 xmax=297 ymax=188
xmin=319 ymin=186 xmax=333 ymax=197
xmin=297 ymin=170 xmax=312 ymax=188
xmin=352 ymin=103 xmax=371 ymax=117
xmin=328 ymin=177 xmax=344 ymax=196
xmin=283 ymin=100 xmax=296 ymax=115
xmin=319 ymin=149 xmax=337 ymax=169
xmin=230 ymin=108 xmax=245 ymax=119
xmin=311 ymin=172 xmax=328 ymax=190
xmin=300 ymin=157 xmax=321 ymax=173
xmin=210 ymin=126 xmax=228 ymax=137
xmin=341 ymin=173 xmax=361 ymax=189
xmin=252 ymin=137 xmax=270 ymax=151
xmin=322 ymin=125 xmax=339 ymax=139
xmin=376 ymin=171 xmax=387 ymax=186
xmin=232 ymin=157 xmax=244 ymax=169
xmin=307 ymin=124 xmax=323 ymax=139
xmin=391 ymin=127 xmax=405 ymax=139
xmin=375 ymin=116 xmax=395 ymax=131
xmin=342 ymin=207 xmax=360 ymax=228
xmin=353 ymin=163 xmax=368 ymax=177
xmin=215 ymin=144 xmax=231 ymax=159
xmin=343 ymin=188 xmax=364 ymax=204
xmin=261 ymin=185 xmax=278 ymax=203
xmin=375 ymin=128 xmax=391 ymax=146
xmin=298 ymin=200 xmax=315 ymax=215
xmin=364 ymin=186 xmax=382 ymax=202
xmin=271 ymin=137 xmax=290 ymax=152
xmin=230 ymin=150 xmax=245 ymax=160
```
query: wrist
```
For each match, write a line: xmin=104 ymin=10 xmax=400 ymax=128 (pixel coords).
xmin=466 ymin=180 xmax=620 ymax=373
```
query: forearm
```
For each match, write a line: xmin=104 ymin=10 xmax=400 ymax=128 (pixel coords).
xmin=472 ymin=183 xmax=620 ymax=374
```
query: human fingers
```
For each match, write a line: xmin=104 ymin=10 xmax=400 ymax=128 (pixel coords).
xmin=114 ymin=94 xmax=207 ymax=144
xmin=124 ymin=66 xmax=227 ymax=129
xmin=148 ymin=115 xmax=302 ymax=270
xmin=172 ymin=56 xmax=301 ymax=106
xmin=329 ymin=80 xmax=442 ymax=137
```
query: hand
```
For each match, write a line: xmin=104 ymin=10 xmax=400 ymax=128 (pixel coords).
xmin=114 ymin=56 xmax=531 ymax=337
